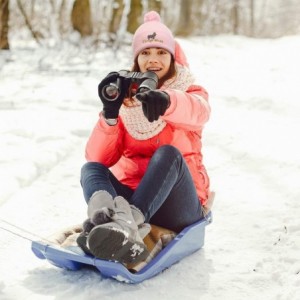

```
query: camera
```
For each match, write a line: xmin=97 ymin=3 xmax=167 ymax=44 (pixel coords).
xmin=100 ymin=70 xmax=158 ymax=101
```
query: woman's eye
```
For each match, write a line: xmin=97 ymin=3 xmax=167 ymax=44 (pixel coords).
xmin=158 ymin=50 xmax=167 ymax=55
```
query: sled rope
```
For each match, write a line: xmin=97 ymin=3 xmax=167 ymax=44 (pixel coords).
xmin=0 ymin=219 xmax=52 ymax=244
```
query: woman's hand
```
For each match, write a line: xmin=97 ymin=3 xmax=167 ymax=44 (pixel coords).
xmin=136 ymin=90 xmax=170 ymax=122
xmin=98 ymin=72 xmax=126 ymax=119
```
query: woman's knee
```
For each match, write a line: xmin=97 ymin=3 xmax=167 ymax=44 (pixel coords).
xmin=80 ymin=162 xmax=108 ymax=180
xmin=154 ymin=145 xmax=181 ymax=160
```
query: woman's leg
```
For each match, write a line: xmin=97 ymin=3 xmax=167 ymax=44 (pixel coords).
xmin=129 ymin=145 xmax=204 ymax=232
xmin=79 ymin=163 xmax=147 ymax=263
xmin=80 ymin=162 xmax=133 ymax=203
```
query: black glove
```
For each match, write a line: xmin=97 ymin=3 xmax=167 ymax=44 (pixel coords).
xmin=136 ymin=90 xmax=170 ymax=122
xmin=98 ymin=72 xmax=127 ymax=119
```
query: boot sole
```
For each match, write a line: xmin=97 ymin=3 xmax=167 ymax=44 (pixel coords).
xmin=76 ymin=233 xmax=93 ymax=255
xmin=87 ymin=226 xmax=149 ymax=264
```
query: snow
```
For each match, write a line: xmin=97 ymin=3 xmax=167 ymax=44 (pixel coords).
xmin=1 ymin=35 xmax=300 ymax=299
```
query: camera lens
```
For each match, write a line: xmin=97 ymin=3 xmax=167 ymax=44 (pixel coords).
xmin=102 ymin=83 xmax=119 ymax=101
xmin=137 ymin=78 xmax=157 ymax=94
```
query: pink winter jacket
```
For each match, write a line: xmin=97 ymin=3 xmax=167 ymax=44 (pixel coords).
xmin=85 ymin=84 xmax=211 ymax=206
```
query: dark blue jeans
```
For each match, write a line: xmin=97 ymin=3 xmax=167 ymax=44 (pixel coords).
xmin=80 ymin=145 xmax=203 ymax=232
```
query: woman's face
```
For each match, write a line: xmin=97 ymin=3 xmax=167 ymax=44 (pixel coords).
xmin=137 ymin=48 xmax=172 ymax=79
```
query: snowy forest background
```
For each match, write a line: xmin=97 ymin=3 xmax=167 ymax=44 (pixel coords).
xmin=1 ymin=0 xmax=300 ymax=51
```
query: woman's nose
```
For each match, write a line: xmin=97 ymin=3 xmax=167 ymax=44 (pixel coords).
xmin=148 ymin=55 xmax=159 ymax=63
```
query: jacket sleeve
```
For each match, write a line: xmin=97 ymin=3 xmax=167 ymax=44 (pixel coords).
xmin=162 ymin=85 xmax=210 ymax=130
xmin=85 ymin=113 xmax=124 ymax=166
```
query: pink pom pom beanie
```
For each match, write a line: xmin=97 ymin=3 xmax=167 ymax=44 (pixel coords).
xmin=132 ymin=11 xmax=175 ymax=59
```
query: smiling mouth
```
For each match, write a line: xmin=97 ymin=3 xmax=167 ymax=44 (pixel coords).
xmin=147 ymin=68 xmax=162 ymax=72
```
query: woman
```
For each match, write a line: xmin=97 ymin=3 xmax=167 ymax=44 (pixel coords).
xmin=78 ymin=11 xmax=211 ymax=264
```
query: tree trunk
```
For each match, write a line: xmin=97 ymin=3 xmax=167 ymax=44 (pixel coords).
xmin=71 ymin=0 xmax=93 ymax=37
xmin=232 ymin=0 xmax=239 ymax=35
xmin=193 ymin=0 xmax=205 ymax=35
xmin=127 ymin=0 xmax=143 ymax=34
xmin=109 ymin=0 xmax=125 ymax=34
xmin=175 ymin=0 xmax=193 ymax=36
xmin=148 ymin=0 xmax=162 ymax=13
xmin=0 ymin=0 xmax=9 ymax=49
xmin=250 ymin=0 xmax=255 ymax=36
xmin=16 ymin=0 xmax=43 ymax=44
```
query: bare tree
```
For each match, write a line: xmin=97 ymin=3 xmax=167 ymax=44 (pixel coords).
xmin=71 ymin=0 xmax=93 ymax=37
xmin=0 ymin=0 xmax=9 ymax=49
xmin=127 ymin=0 xmax=143 ymax=34
xmin=58 ymin=0 xmax=68 ymax=37
xmin=250 ymin=0 xmax=255 ymax=36
xmin=16 ymin=0 xmax=43 ymax=44
xmin=109 ymin=0 xmax=125 ymax=36
xmin=148 ymin=0 xmax=162 ymax=13
xmin=174 ymin=0 xmax=194 ymax=36
xmin=4 ymin=0 xmax=300 ymax=46
xmin=232 ymin=0 xmax=239 ymax=35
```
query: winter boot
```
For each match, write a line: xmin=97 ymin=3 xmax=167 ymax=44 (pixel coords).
xmin=87 ymin=196 xmax=149 ymax=264
xmin=87 ymin=190 xmax=115 ymax=221
xmin=130 ymin=205 xmax=151 ymax=239
xmin=89 ymin=202 xmax=151 ymax=239
xmin=77 ymin=190 xmax=115 ymax=255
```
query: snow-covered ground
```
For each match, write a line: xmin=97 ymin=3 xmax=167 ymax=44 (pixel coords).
xmin=0 ymin=35 xmax=299 ymax=300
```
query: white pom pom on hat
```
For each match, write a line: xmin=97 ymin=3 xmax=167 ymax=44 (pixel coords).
xmin=132 ymin=11 xmax=175 ymax=59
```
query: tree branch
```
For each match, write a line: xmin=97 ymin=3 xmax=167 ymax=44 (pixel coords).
xmin=16 ymin=0 xmax=42 ymax=44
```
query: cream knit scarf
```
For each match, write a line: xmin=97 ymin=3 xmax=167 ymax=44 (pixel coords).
xmin=119 ymin=65 xmax=195 ymax=140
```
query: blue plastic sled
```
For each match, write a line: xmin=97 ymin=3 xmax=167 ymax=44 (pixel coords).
xmin=31 ymin=212 xmax=212 ymax=283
